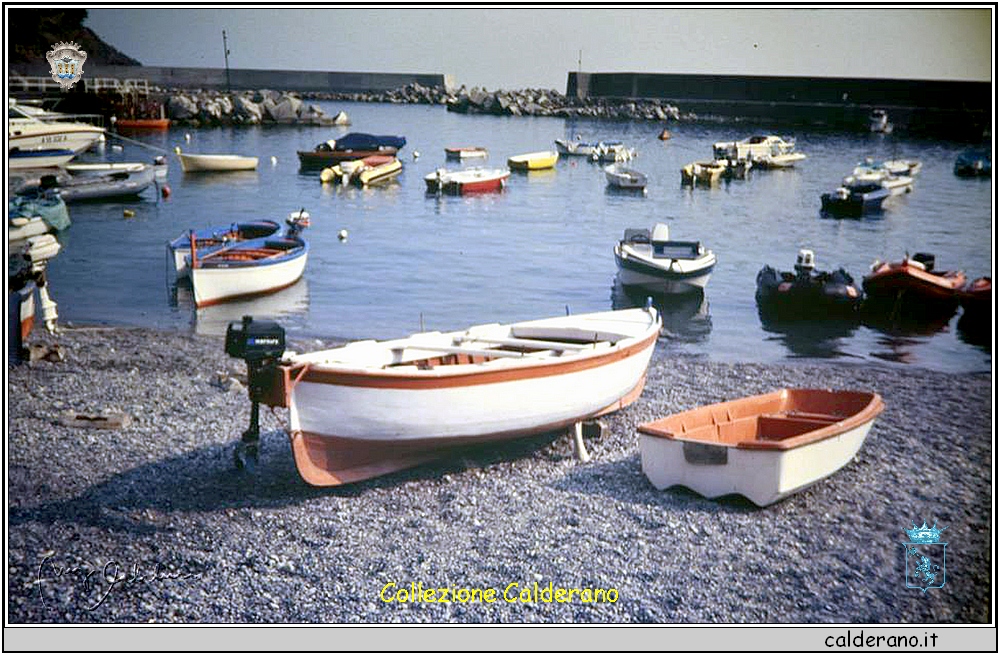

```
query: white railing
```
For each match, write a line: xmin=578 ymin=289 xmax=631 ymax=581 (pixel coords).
xmin=8 ymin=76 xmax=152 ymax=95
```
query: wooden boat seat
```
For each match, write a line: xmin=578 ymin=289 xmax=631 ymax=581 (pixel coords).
xmin=756 ymin=414 xmax=841 ymax=441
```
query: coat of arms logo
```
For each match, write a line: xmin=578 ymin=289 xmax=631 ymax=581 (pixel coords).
xmin=902 ymin=521 xmax=947 ymax=593
xmin=46 ymin=41 xmax=87 ymax=89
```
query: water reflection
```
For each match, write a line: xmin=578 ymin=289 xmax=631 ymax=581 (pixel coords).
xmin=862 ymin=313 xmax=954 ymax=364
xmin=758 ymin=315 xmax=860 ymax=359
xmin=611 ymin=277 xmax=711 ymax=342
xmin=171 ymin=278 xmax=310 ymax=336
xmin=178 ymin=170 xmax=260 ymax=189
xmin=957 ymin=310 xmax=992 ymax=352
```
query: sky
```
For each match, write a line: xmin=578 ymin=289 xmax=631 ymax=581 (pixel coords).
xmin=84 ymin=6 xmax=993 ymax=91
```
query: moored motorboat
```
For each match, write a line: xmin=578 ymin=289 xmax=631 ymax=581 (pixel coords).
xmin=614 ymin=223 xmax=715 ymax=294
xmin=755 ymin=249 xmax=861 ymax=320
xmin=554 ymin=137 xmax=599 ymax=157
xmin=176 ymin=148 xmax=258 ymax=172
xmin=8 ymin=147 xmax=76 ymax=169
xmin=445 ymin=146 xmax=488 ymax=160
xmin=862 ymin=253 xmax=966 ymax=317
xmin=8 ymin=99 xmax=105 ymax=155
xmin=638 ymin=388 xmax=885 ymax=506
xmin=297 ymin=133 xmax=406 ymax=169
xmin=168 ymin=218 xmax=283 ymax=278
xmin=820 ymin=182 xmax=890 ymax=217
xmin=187 ymin=211 xmax=310 ymax=307
xmin=603 ymin=164 xmax=647 ymax=191
xmin=868 ymin=109 xmax=893 ymax=133
xmin=954 ymin=147 xmax=991 ymax=177
xmin=424 ymin=167 xmax=510 ymax=194
xmin=713 ymin=135 xmax=805 ymax=169
xmin=880 ymin=158 xmax=921 ymax=177
xmin=507 ymin=150 xmax=559 ymax=170
xmin=252 ymin=306 xmax=661 ymax=485
xmin=844 ymin=164 xmax=913 ymax=196
xmin=681 ymin=160 xmax=726 ymax=186
xmin=320 ymin=154 xmax=396 ymax=185
xmin=590 ymin=142 xmax=636 ymax=163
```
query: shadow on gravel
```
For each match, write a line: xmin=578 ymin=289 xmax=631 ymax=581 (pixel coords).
xmin=9 ymin=429 xmax=568 ymax=533
xmin=550 ymin=454 xmax=764 ymax=515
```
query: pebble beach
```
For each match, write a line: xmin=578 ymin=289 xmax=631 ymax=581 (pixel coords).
xmin=6 ymin=325 xmax=992 ymax=623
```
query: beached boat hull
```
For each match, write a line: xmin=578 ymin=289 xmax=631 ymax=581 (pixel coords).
xmin=190 ymin=239 xmax=308 ymax=308
xmin=178 ymin=152 xmax=258 ymax=172
xmin=266 ymin=307 xmax=661 ymax=485
xmin=639 ymin=389 xmax=884 ymax=506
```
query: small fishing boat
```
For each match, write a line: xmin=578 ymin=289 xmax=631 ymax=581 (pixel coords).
xmin=713 ymin=135 xmax=806 ymax=169
xmin=297 ymin=133 xmax=406 ymax=169
xmin=638 ymin=388 xmax=885 ymax=506
xmin=820 ymin=182 xmax=891 ymax=217
xmin=424 ymin=167 xmax=510 ymax=194
xmin=168 ymin=219 xmax=283 ymax=278
xmin=354 ymin=156 xmax=403 ymax=187
xmin=507 ymin=150 xmax=559 ymax=170
xmin=590 ymin=143 xmax=636 ymax=163
xmin=187 ymin=211 xmax=310 ymax=308
xmin=114 ymin=118 xmax=171 ymax=130
xmin=175 ymin=148 xmax=258 ymax=173
xmin=844 ymin=165 xmax=913 ymax=196
xmin=445 ymin=146 xmax=488 ymax=160
xmin=755 ymin=249 xmax=861 ymax=320
xmin=320 ymin=154 xmax=396 ymax=185
xmin=614 ymin=223 xmax=716 ymax=294
xmin=603 ymin=164 xmax=647 ymax=191
xmin=954 ymin=148 xmax=991 ymax=177
xmin=8 ymin=147 xmax=76 ymax=169
xmin=862 ymin=253 xmax=966 ymax=316
xmin=554 ymin=137 xmax=600 ymax=157
xmin=869 ymin=109 xmax=893 ymax=134
xmin=680 ymin=160 xmax=726 ymax=186
xmin=254 ymin=306 xmax=661 ymax=485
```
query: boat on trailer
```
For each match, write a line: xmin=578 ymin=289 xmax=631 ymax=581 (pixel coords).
xmin=639 ymin=388 xmax=885 ymax=506
xmin=254 ymin=306 xmax=661 ymax=486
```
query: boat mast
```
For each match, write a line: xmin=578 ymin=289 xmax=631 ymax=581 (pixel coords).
xmin=222 ymin=30 xmax=232 ymax=93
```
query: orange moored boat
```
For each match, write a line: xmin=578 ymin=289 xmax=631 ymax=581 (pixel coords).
xmin=862 ymin=253 xmax=966 ymax=315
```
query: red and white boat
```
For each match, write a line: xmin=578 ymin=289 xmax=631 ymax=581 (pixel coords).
xmin=189 ymin=211 xmax=310 ymax=308
xmin=262 ymin=306 xmax=661 ymax=486
xmin=424 ymin=167 xmax=510 ymax=194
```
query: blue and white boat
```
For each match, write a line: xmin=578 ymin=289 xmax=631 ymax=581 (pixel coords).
xmin=820 ymin=182 xmax=891 ymax=217
xmin=8 ymin=147 xmax=76 ymax=169
xmin=614 ymin=223 xmax=716 ymax=294
xmin=168 ymin=219 xmax=284 ymax=279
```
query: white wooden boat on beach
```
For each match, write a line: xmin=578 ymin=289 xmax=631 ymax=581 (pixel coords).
xmin=639 ymin=388 xmax=884 ymax=506
xmin=261 ymin=306 xmax=662 ymax=486
xmin=175 ymin=147 xmax=259 ymax=172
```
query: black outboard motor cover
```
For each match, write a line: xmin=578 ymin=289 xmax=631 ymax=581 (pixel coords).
xmin=225 ymin=315 xmax=285 ymax=361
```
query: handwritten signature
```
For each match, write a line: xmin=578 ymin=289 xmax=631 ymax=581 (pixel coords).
xmin=35 ymin=552 xmax=201 ymax=610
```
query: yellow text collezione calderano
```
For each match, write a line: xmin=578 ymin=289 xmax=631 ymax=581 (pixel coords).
xmin=380 ymin=581 xmax=619 ymax=604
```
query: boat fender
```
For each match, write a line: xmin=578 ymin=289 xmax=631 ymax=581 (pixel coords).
xmin=320 ymin=168 xmax=336 ymax=184
xmin=123 ymin=209 xmax=136 ymax=219
xmin=338 ymin=229 xmax=348 ymax=242
xmin=778 ymin=282 xmax=793 ymax=293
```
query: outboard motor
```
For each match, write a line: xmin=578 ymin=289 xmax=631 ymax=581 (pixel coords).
xmin=794 ymin=249 xmax=816 ymax=278
xmin=225 ymin=315 xmax=286 ymax=469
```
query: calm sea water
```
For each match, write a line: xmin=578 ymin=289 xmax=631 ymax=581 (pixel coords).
xmin=45 ymin=101 xmax=993 ymax=373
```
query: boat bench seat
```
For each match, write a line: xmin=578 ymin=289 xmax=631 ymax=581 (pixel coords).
xmin=756 ymin=413 xmax=842 ymax=440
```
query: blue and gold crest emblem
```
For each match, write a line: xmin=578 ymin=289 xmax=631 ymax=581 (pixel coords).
xmin=46 ymin=41 xmax=87 ymax=89
xmin=902 ymin=521 xmax=947 ymax=593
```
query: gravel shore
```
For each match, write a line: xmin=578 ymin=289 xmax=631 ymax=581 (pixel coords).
xmin=7 ymin=325 xmax=992 ymax=623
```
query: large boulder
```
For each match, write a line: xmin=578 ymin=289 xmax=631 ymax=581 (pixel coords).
xmin=266 ymin=94 xmax=303 ymax=122
xmin=166 ymin=94 xmax=197 ymax=120
xmin=232 ymin=95 xmax=263 ymax=124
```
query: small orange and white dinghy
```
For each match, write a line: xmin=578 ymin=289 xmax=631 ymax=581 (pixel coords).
xmin=638 ymin=388 xmax=885 ymax=506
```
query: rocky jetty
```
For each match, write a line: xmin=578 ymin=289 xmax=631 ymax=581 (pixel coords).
xmin=444 ymin=86 xmax=684 ymax=121
xmin=164 ymin=89 xmax=335 ymax=127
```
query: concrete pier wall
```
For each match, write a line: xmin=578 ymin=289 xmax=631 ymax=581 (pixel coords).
xmin=567 ymin=72 xmax=990 ymax=137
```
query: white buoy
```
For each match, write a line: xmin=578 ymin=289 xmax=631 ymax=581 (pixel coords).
xmin=338 ymin=229 xmax=348 ymax=242
xmin=271 ymin=156 xmax=278 ymax=166
xmin=413 ymin=150 xmax=420 ymax=160
xmin=184 ymin=133 xmax=191 ymax=142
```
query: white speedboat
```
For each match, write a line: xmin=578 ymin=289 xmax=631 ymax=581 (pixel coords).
xmin=614 ymin=223 xmax=716 ymax=294
xmin=712 ymin=135 xmax=805 ymax=169
xmin=844 ymin=164 xmax=913 ymax=196
xmin=8 ymin=99 xmax=105 ymax=155
xmin=257 ymin=306 xmax=661 ymax=486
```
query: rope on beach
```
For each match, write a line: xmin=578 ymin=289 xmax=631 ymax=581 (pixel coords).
xmin=104 ymin=131 xmax=174 ymax=155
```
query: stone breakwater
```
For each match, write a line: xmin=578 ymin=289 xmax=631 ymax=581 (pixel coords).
xmin=6 ymin=325 xmax=991 ymax=623
xmin=164 ymin=83 xmax=686 ymax=126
